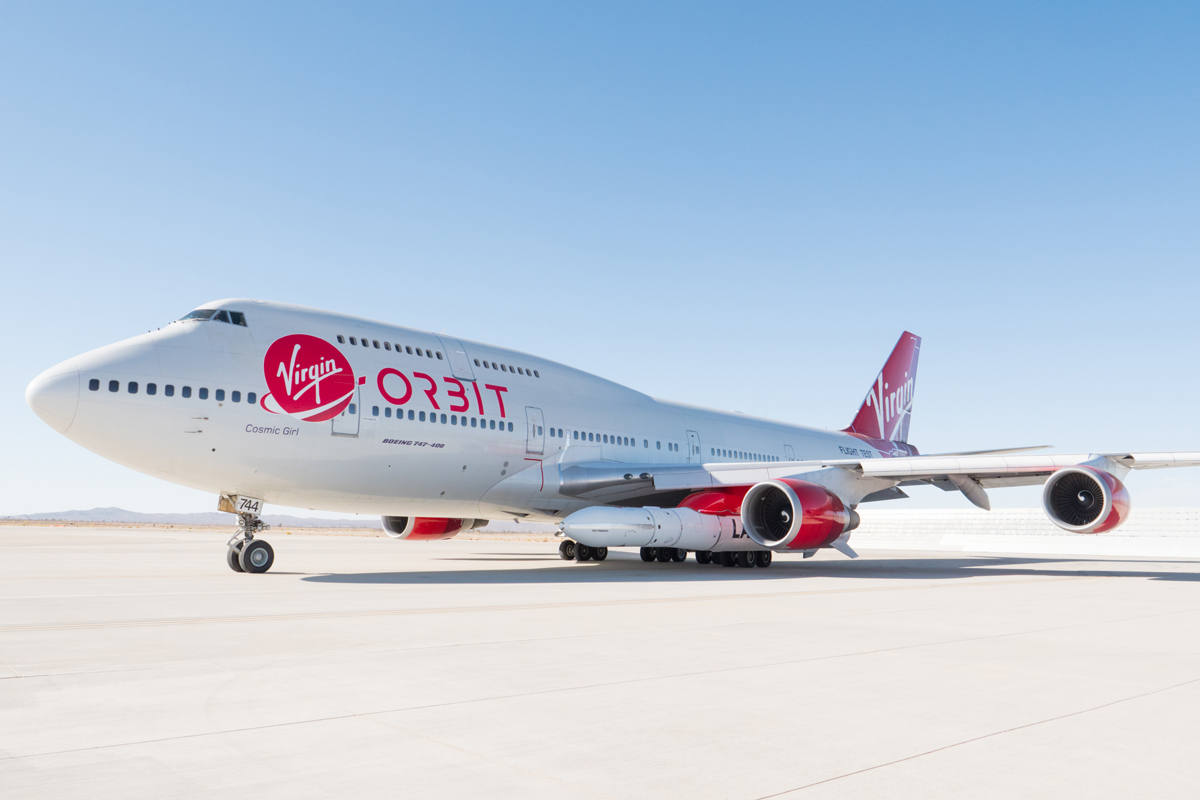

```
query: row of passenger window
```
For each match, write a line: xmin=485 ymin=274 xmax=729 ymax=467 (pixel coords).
xmin=89 ymin=378 xmax=256 ymax=404
xmin=336 ymin=335 xmax=444 ymax=361
xmin=712 ymin=448 xmax=778 ymax=462
xmin=473 ymin=358 xmax=539 ymax=378
xmin=573 ymin=431 xmax=682 ymax=452
xmin=333 ymin=333 xmax=541 ymax=378
xmin=355 ymin=404 xmax=515 ymax=431
xmin=89 ymin=374 xmax=780 ymax=459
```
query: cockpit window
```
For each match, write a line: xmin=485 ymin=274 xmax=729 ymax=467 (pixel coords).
xmin=177 ymin=308 xmax=248 ymax=326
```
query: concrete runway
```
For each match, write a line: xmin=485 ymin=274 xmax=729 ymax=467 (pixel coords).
xmin=3 ymin=525 xmax=1200 ymax=799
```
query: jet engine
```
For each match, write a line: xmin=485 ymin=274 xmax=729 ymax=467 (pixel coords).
xmin=739 ymin=479 xmax=859 ymax=550
xmin=1041 ymin=467 xmax=1130 ymax=533
xmin=381 ymin=517 xmax=488 ymax=540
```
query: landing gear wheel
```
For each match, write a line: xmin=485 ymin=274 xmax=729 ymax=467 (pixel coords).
xmin=695 ymin=550 xmax=712 ymax=564
xmin=226 ymin=542 xmax=244 ymax=573
xmin=720 ymin=552 xmax=737 ymax=567
xmin=239 ymin=539 xmax=274 ymax=573
xmin=640 ymin=547 xmax=656 ymax=562
xmin=737 ymin=551 xmax=756 ymax=568
xmin=559 ymin=540 xmax=576 ymax=560
xmin=656 ymin=548 xmax=673 ymax=563
xmin=227 ymin=510 xmax=269 ymax=574
xmin=671 ymin=548 xmax=687 ymax=563
xmin=575 ymin=543 xmax=592 ymax=562
xmin=755 ymin=550 xmax=773 ymax=568
xmin=592 ymin=547 xmax=608 ymax=561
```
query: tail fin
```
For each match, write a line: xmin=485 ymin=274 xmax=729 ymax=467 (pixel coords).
xmin=844 ymin=332 xmax=921 ymax=443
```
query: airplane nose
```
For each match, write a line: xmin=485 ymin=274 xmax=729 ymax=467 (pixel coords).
xmin=26 ymin=360 xmax=80 ymax=433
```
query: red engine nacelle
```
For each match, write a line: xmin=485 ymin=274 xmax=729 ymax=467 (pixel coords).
xmin=381 ymin=517 xmax=487 ymax=541
xmin=1042 ymin=467 xmax=1130 ymax=533
xmin=738 ymin=480 xmax=859 ymax=550
xmin=678 ymin=486 xmax=749 ymax=516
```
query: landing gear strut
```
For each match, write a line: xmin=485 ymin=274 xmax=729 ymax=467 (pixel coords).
xmin=227 ymin=512 xmax=274 ymax=574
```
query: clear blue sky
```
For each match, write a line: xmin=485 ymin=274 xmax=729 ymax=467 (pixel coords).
xmin=3 ymin=2 xmax=1198 ymax=516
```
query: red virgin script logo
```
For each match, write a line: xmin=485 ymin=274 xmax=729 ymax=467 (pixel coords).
xmin=261 ymin=334 xmax=356 ymax=422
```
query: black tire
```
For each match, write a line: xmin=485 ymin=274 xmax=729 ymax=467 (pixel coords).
xmin=756 ymin=550 xmax=773 ymax=568
xmin=695 ymin=550 xmax=712 ymax=564
xmin=737 ymin=551 xmax=756 ymax=568
xmin=592 ymin=547 xmax=608 ymax=561
xmin=239 ymin=539 xmax=274 ymax=573
xmin=640 ymin=547 xmax=656 ymax=562
xmin=559 ymin=540 xmax=575 ymax=560
xmin=721 ymin=552 xmax=737 ymax=567
xmin=671 ymin=548 xmax=687 ymax=562
xmin=656 ymin=547 xmax=673 ymax=563
xmin=575 ymin=543 xmax=592 ymax=561
xmin=226 ymin=542 xmax=244 ymax=572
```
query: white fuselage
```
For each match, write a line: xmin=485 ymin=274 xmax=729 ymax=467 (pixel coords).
xmin=32 ymin=299 xmax=889 ymax=521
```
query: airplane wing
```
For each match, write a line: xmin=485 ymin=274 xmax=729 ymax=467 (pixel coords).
xmin=639 ymin=451 xmax=1200 ymax=509
xmin=556 ymin=451 xmax=1200 ymax=510
xmin=553 ymin=450 xmax=1200 ymax=546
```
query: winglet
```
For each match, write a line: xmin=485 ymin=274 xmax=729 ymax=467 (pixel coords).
xmin=844 ymin=332 xmax=921 ymax=443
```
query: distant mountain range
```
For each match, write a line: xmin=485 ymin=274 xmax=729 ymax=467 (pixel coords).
xmin=2 ymin=507 xmax=382 ymax=528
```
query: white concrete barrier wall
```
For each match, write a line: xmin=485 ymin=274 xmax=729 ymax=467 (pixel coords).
xmin=851 ymin=507 xmax=1200 ymax=558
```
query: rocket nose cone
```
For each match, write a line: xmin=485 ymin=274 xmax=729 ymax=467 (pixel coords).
xmin=26 ymin=360 xmax=80 ymax=433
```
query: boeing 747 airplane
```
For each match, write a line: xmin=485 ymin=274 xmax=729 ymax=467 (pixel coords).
xmin=24 ymin=300 xmax=1200 ymax=573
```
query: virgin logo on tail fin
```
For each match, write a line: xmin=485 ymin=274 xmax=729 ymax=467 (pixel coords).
xmin=844 ymin=332 xmax=921 ymax=443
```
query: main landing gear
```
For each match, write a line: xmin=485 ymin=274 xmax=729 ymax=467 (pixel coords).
xmin=557 ymin=542 xmax=771 ymax=568
xmin=559 ymin=540 xmax=608 ymax=562
xmin=640 ymin=547 xmax=686 ymax=563
xmin=644 ymin=547 xmax=772 ymax=568
xmin=227 ymin=512 xmax=275 ymax=574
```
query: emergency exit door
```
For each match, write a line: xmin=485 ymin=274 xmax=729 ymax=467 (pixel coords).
xmin=525 ymin=407 xmax=545 ymax=455
xmin=331 ymin=388 xmax=360 ymax=437
xmin=686 ymin=430 xmax=701 ymax=463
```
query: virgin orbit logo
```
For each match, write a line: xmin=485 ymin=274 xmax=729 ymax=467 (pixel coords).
xmin=261 ymin=335 xmax=356 ymax=422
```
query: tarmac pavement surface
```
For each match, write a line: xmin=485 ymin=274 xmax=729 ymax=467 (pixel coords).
xmin=2 ymin=525 xmax=1199 ymax=799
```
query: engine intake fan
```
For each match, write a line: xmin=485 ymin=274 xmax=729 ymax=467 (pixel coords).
xmin=739 ymin=479 xmax=859 ymax=550
xmin=1041 ymin=467 xmax=1130 ymax=534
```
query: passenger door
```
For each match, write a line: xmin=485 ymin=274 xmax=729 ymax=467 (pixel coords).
xmin=784 ymin=444 xmax=795 ymax=461
xmin=686 ymin=430 xmax=701 ymax=463
xmin=437 ymin=336 xmax=476 ymax=382
xmin=525 ymin=407 xmax=545 ymax=455
xmin=332 ymin=388 xmax=360 ymax=437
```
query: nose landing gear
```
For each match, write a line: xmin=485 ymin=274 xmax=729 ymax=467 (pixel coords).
xmin=227 ymin=512 xmax=274 ymax=573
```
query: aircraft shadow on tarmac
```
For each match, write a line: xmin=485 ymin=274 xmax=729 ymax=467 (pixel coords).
xmin=301 ymin=552 xmax=1200 ymax=586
